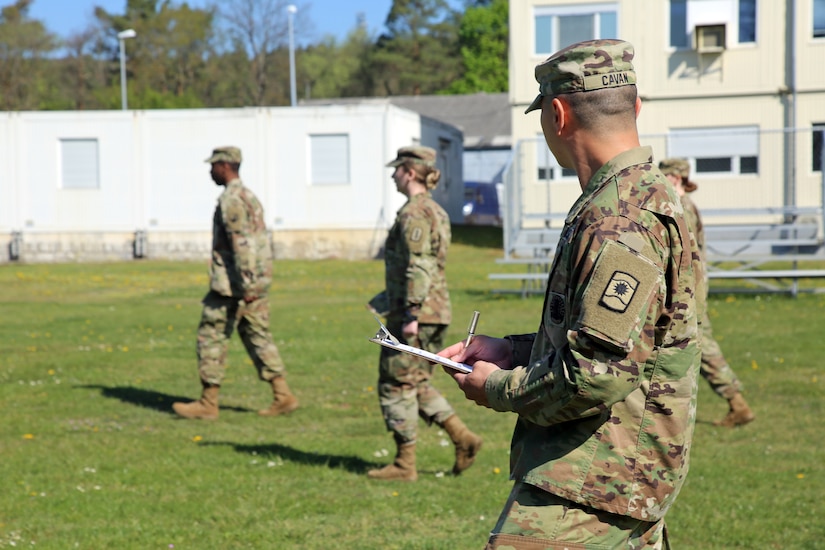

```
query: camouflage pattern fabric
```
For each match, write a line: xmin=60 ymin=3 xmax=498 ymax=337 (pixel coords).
xmin=484 ymin=146 xmax=702 ymax=523
xmin=525 ymin=39 xmax=637 ymax=113
xmin=486 ymin=482 xmax=668 ymax=550
xmin=377 ymin=321 xmax=454 ymax=444
xmin=197 ymin=291 xmax=286 ymax=385
xmin=377 ymin=193 xmax=454 ymax=443
xmin=209 ymin=178 xmax=272 ymax=300
xmin=681 ymin=194 xmax=743 ymax=400
xmin=384 ymin=192 xmax=451 ymax=325
xmin=197 ymin=177 xmax=284 ymax=385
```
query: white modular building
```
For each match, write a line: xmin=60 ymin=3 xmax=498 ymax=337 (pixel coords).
xmin=0 ymin=104 xmax=464 ymax=262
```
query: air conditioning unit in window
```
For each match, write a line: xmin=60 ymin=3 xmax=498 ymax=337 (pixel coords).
xmin=694 ymin=24 xmax=726 ymax=53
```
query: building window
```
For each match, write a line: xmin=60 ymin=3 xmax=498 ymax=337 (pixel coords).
xmin=536 ymin=139 xmax=576 ymax=180
xmin=815 ymin=0 xmax=825 ymax=38
xmin=814 ymin=124 xmax=825 ymax=172
xmin=670 ymin=0 xmax=757 ymax=49
xmin=738 ymin=0 xmax=757 ymax=43
xmin=668 ymin=126 xmax=759 ymax=176
xmin=670 ymin=0 xmax=689 ymax=48
xmin=60 ymin=138 xmax=99 ymax=189
xmin=310 ymin=134 xmax=350 ymax=185
xmin=534 ymin=3 xmax=618 ymax=56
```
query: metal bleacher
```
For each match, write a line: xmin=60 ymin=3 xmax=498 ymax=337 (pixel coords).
xmin=489 ymin=130 xmax=825 ymax=298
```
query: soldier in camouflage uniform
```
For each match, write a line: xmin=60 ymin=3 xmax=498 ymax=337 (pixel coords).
xmin=367 ymin=146 xmax=483 ymax=481
xmin=439 ymin=40 xmax=702 ymax=548
xmin=173 ymin=146 xmax=298 ymax=420
xmin=660 ymin=158 xmax=755 ymax=428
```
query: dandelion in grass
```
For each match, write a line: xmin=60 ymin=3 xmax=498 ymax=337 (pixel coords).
xmin=392 ymin=491 xmax=399 ymax=497
xmin=48 ymin=369 xmax=55 ymax=375
xmin=751 ymin=360 xmax=759 ymax=370
xmin=23 ymin=434 xmax=34 ymax=440
xmin=192 ymin=435 xmax=203 ymax=442
xmin=797 ymin=473 xmax=805 ymax=479
xmin=493 ymin=467 xmax=501 ymax=475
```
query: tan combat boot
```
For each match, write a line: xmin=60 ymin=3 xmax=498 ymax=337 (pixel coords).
xmin=715 ymin=392 xmax=755 ymax=428
xmin=442 ymin=414 xmax=483 ymax=475
xmin=257 ymin=376 xmax=299 ymax=417
xmin=367 ymin=442 xmax=417 ymax=481
xmin=172 ymin=384 xmax=220 ymax=420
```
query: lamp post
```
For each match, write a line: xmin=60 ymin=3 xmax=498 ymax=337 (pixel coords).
xmin=287 ymin=5 xmax=297 ymax=107
xmin=117 ymin=29 xmax=137 ymax=110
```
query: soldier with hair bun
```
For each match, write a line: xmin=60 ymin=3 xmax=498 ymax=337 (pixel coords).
xmin=367 ymin=145 xmax=483 ymax=481
xmin=660 ymin=157 xmax=755 ymax=428
xmin=440 ymin=40 xmax=702 ymax=548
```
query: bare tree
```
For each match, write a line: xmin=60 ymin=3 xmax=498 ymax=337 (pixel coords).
xmin=217 ymin=0 xmax=311 ymax=106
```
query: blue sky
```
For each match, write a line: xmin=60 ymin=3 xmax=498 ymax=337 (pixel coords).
xmin=20 ymin=0 xmax=463 ymax=46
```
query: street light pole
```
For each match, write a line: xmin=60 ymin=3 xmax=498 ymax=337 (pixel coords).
xmin=287 ymin=5 xmax=297 ymax=107
xmin=117 ymin=29 xmax=137 ymax=110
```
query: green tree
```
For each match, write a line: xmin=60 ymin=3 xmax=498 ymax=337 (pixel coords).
xmin=0 ymin=0 xmax=58 ymax=110
xmin=444 ymin=0 xmax=508 ymax=93
xmin=42 ymin=29 xmax=109 ymax=110
xmin=300 ymin=24 xmax=375 ymax=100
xmin=371 ymin=0 xmax=461 ymax=96
xmin=94 ymin=0 xmax=216 ymax=109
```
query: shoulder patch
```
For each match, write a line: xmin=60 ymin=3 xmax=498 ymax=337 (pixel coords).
xmin=223 ymin=202 xmax=246 ymax=232
xmin=406 ymin=220 xmax=429 ymax=254
xmin=600 ymin=271 xmax=639 ymax=312
xmin=577 ymin=239 xmax=662 ymax=352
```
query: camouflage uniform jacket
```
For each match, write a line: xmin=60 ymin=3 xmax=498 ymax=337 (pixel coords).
xmin=681 ymin=194 xmax=705 ymax=262
xmin=484 ymin=147 xmax=702 ymax=522
xmin=209 ymin=178 xmax=273 ymax=299
xmin=384 ymin=192 xmax=451 ymax=325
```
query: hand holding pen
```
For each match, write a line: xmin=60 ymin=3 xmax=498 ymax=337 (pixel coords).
xmin=464 ymin=311 xmax=480 ymax=349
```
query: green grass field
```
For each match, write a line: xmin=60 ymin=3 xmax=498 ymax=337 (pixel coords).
xmin=1 ymin=226 xmax=823 ymax=549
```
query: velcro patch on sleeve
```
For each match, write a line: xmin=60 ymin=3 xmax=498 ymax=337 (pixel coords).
xmin=577 ymin=239 xmax=662 ymax=352
xmin=223 ymin=202 xmax=246 ymax=232
xmin=406 ymin=221 xmax=428 ymax=254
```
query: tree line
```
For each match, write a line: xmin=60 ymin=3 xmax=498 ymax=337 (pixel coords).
xmin=0 ymin=0 xmax=508 ymax=111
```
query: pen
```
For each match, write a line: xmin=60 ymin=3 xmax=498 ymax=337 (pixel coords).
xmin=464 ymin=310 xmax=480 ymax=349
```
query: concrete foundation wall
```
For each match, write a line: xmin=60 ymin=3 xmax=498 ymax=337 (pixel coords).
xmin=1 ymin=228 xmax=384 ymax=264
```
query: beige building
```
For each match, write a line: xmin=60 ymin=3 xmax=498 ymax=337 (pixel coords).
xmin=507 ymin=0 xmax=825 ymax=238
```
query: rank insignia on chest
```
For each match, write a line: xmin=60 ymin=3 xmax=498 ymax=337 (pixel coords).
xmin=600 ymin=271 xmax=639 ymax=312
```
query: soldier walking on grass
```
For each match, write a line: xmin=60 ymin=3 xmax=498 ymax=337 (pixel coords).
xmin=659 ymin=158 xmax=755 ymax=427
xmin=173 ymin=146 xmax=298 ymax=420
xmin=367 ymin=145 xmax=483 ymax=481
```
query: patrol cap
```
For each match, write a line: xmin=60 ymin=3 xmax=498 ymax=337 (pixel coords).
xmin=386 ymin=146 xmax=437 ymax=168
xmin=659 ymin=158 xmax=698 ymax=192
xmin=205 ymin=146 xmax=242 ymax=164
xmin=525 ymin=39 xmax=637 ymax=114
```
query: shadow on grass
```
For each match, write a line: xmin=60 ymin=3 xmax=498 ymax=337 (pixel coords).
xmin=76 ymin=384 xmax=254 ymax=415
xmin=201 ymin=440 xmax=378 ymax=474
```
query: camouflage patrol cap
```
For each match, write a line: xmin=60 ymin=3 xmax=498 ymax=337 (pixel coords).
xmin=386 ymin=146 xmax=437 ymax=168
xmin=205 ymin=146 xmax=242 ymax=164
xmin=659 ymin=158 xmax=698 ymax=192
xmin=525 ymin=39 xmax=637 ymax=114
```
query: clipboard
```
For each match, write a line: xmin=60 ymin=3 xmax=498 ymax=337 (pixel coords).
xmin=368 ymin=316 xmax=473 ymax=374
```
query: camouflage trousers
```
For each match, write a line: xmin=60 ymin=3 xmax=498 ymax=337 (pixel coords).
xmin=485 ymin=482 xmax=669 ymax=550
xmin=377 ymin=321 xmax=454 ymax=445
xmin=699 ymin=311 xmax=742 ymax=400
xmin=196 ymin=291 xmax=285 ymax=386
